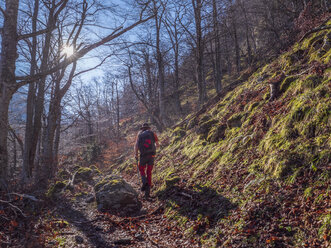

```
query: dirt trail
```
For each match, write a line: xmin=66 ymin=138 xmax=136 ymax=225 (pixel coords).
xmin=47 ymin=171 xmax=200 ymax=248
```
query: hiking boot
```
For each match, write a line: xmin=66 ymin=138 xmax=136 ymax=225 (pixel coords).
xmin=144 ymin=185 xmax=150 ymax=198
xmin=141 ymin=183 xmax=148 ymax=192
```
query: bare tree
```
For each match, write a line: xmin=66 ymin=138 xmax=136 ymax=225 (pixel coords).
xmin=163 ymin=1 xmax=185 ymax=114
xmin=0 ymin=0 xmax=154 ymax=187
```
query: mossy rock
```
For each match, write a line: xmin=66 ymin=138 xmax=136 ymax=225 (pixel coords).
xmin=280 ymin=76 xmax=298 ymax=93
xmin=301 ymin=75 xmax=322 ymax=89
xmin=91 ymin=165 xmax=102 ymax=175
xmin=291 ymin=106 xmax=311 ymax=123
xmin=321 ymin=33 xmax=331 ymax=51
xmin=197 ymin=119 xmax=218 ymax=139
xmin=288 ymin=49 xmax=306 ymax=64
xmin=273 ymin=152 xmax=305 ymax=178
xmin=227 ymin=113 xmax=245 ymax=129
xmin=187 ymin=117 xmax=198 ymax=130
xmin=207 ymin=124 xmax=227 ymax=143
xmin=94 ymin=175 xmax=141 ymax=213
xmin=57 ymin=169 xmax=71 ymax=180
xmin=75 ymin=167 xmax=93 ymax=182
xmin=47 ymin=181 xmax=67 ymax=198
xmin=246 ymin=102 xmax=259 ymax=112
xmin=303 ymin=122 xmax=316 ymax=139
xmin=165 ymin=176 xmax=181 ymax=187
xmin=316 ymin=105 xmax=330 ymax=124
xmin=172 ymin=127 xmax=186 ymax=142
xmin=283 ymin=126 xmax=299 ymax=140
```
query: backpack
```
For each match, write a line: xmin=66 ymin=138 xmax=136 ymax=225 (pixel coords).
xmin=138 ymin=130 xmax=156 ymax=156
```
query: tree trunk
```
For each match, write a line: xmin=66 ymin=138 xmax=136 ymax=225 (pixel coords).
xmin=22 ymin=0 xmax=39 ymax=181
xmin=40 ymin=61 xmax=76 ymax=181
xmin=53 ymin=109 xmax=61 ymax=173
xmin=0 ymin=99 xmax=11 ymax=184
xmin=173 ymin=47 xmax=182 ymax=114
xmin=23 ymin=3 xmax=56 ymax=183
xmin=115 ymin=81 xmax=120 ymax=137
xmin=233 ymin=16 xmax=240 ymax=73
xmin=193 ymin=0 xmax=207 ymax=105
xmin=12 ymin=137 xmax=17 ymax=177
xmin=0 ymin=0 xmax=19 ymax=186
xmin=239 ymin=0 xmax=252 ymax=65
xmin=154 ymin=7 xmax=166 ymax=125
xmin=213 ymin=0 xmax=222 ymax=93
xmin=41 ymin=92 xmax=61 ymax=180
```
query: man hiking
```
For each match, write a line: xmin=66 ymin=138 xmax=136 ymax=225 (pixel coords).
xmin=134 ymin=123 xmax=159 ymax=198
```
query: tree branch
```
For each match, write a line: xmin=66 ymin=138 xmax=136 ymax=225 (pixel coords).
xmin=8 ymin=125 xmax=23 ymax=154
xmin=18 ymin=28 xmax=50 ymax=40
xmin=15 ymin=14 xmax=155 ymax=87
xmin=298 ymin=25 xmax=331 ymax=43
xmin=73 ymin=54 xmax=113 ymax=78
xmin=0 ymin=200 xmax=26 ymax=217
xmin=0 ymin=6 xmax=7 ymax=17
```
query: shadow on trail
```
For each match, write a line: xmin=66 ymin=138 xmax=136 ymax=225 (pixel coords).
xmin=157 ymin=184 xmax=236 ymax=233
xmin=56 ymin=202 xmax=114 ymax=248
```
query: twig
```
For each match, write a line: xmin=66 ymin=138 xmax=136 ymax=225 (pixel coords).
xmin=298 ymin=25 xmax=331 ymax=43
xmin=0 ymin=200 xmax=26 ymax=217
xmin=59 ymin=232 xmax=75 ymax=235
xmin=9 ymin=193 xmax=43 ymax=202
xmin=180 ymin=192 xmax=193 ymax=199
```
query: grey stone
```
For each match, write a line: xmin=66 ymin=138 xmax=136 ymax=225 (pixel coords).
xmin=94 ymin=175 xmax=141 ymax=213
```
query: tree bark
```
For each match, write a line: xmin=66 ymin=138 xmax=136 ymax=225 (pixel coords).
xmin=213 ymin=0 xmax=222 ymax=93
xmin=153 ymin=1 xmax=166 ymax=125
xmin=192 ymin=0 xmax=207 ymax=105
xmin=0 ymin=0 xmax=19 ymax=186
xmin=22 ymin=0 xmax=39 ymax=181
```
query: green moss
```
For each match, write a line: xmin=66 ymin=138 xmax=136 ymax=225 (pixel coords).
xmin=246 ymin=102 xmax=259 ymax=112
xmin=207 ymin=124 xmax=227 ymax=143
xmin=303 ymin=121 xmax=316 ymax=139
xmin=197 ymin=119 xmax=218 ymax=139
xmin=318 ymin=213 xmax=331 ymax=238
xmin=290 ymin=105 xmax=311 ymax=123
xmin=91 ymin=165 xmax=102 ymax=175
xmin=94 ymin=176 xmax=123 ymax=192
xmin=301 ymin=75 xmax=322 ymax=89
xmin=165 ymin=176 xmax=180 ymax=187
xmin=282 ymin=125 xmax=299 ymax=140
xmin=75 ymin=167 xmax=93 ymax=182
xmin=315 ymin=104 xmax=330 ymax=124
xmin=172 ymin=126 xmax=186 ymax=142
xmin=46 ymin=181 xmax=67 ymax=198
xmin=227 ymin=113 xmax=246 ymax=129
xmin=265 ymin=151 xmax=304 ymax=179
xmin=280 ymin=76 xmax=298 ymax=93
xmin=57 ymin=169 xmax=70 ymax=180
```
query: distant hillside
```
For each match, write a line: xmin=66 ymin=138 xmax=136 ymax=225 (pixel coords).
xmin=117 ymin=21 xmax=330 ymax=247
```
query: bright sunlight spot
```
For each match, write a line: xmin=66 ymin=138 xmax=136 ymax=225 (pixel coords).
xmin=62 ymin=45 xmax=74 ymax=57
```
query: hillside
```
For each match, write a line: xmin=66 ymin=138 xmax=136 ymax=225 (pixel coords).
xmin=117 ymin=20 xmax=331 ymax=247
xmin=1 ymin=19 xmax=329 ymax=248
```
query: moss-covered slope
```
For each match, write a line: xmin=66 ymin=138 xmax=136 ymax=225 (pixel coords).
xmin=152 ymin=23 xmax=330 ymax=247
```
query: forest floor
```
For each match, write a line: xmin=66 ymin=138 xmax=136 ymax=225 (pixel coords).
xmin=0 ymin=139 xmax=203 ymax=248
xmin=41 ymin=175 xmax=199 ymax=248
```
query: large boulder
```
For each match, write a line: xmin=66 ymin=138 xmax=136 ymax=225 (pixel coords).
xmin=94 ymin=175 xmax=141 ymax=214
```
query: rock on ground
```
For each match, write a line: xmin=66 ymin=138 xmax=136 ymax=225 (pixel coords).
xmin=94 ymin=175 xmax=141 ymax=214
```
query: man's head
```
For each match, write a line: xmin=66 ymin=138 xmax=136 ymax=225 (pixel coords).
xmin=140 ymin=123 xmax=151 ymax=131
